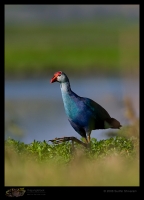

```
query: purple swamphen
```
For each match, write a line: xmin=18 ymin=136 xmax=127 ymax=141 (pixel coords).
xmin=50 ymin=71 xmax=122 ymax=144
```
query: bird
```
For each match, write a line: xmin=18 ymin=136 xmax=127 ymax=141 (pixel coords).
xmin=50 ymin=71 xmax=122 ymax=145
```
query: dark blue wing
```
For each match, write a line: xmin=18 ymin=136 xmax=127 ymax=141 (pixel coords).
xmin=81 ymin=97 xmax=111 ymax=120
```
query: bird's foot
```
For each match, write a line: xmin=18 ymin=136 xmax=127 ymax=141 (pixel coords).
xmin=49 ymin=137 xmax=73 ymax=144
xmin=49 ymin=136 xmax=87 ymax=148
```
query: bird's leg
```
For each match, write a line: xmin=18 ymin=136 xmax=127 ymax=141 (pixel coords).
xmin=87 ymin=135 xmax=91 ymax=143
xmin=83 ymin=137 xmax=88 ymax=144
xmin=85 ymin=131 xmax=91 ymax=149
xmin=82 ymin=137 xmax=91 ymax=149
xmin=86 ymin=131 xmax=91 ymax=143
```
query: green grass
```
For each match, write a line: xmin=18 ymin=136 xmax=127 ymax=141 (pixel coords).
xmin=5 ymin=124 xmax=139 ymax=186
xmin=5 ymin=20 xmax=139 ymax=75
xmin=5 ymin=136 xmax=137 ymax=164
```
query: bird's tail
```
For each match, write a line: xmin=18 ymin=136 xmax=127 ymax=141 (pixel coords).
xmin=105 ymin=118 xmax=122 ymax=129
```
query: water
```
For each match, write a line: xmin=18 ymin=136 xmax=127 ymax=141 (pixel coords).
xmin=5 ymin=75 xmax=139 ymax=144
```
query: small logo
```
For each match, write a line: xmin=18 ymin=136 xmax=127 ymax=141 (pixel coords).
xmin=5 ymin=188 xmax=26 ymax=197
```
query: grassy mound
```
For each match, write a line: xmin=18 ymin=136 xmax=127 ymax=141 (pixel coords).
xmin=5 ymin=125 xmax=139 ymax=186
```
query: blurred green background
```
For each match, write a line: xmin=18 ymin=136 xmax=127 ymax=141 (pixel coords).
xmin=5 ymin=5 xmax=139 ymax=143
xmin=5 ymin=5 xmax=139 ymax=77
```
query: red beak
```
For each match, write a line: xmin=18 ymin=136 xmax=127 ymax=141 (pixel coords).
xmin=50 ymin=75 xmax=57 ymax=83
xmin=50 ymin=71 xmax=62 ymax=83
